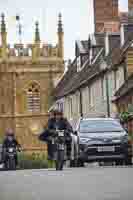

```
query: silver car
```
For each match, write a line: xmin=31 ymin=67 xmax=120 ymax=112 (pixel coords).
xmin=72 ymin=118 xmax=132 ymax=166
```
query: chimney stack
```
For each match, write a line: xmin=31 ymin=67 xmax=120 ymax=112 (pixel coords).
xmin=128 ymin=0 xmax=133 ymax=17
xmin=93 ymin=0 xmax=119 ymax=33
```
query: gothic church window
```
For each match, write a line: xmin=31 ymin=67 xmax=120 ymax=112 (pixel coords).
xmin=27 ymin=83 xmax=40 ymax=112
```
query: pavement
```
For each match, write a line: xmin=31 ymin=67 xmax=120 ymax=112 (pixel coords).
xmin=0 ymin=166 xmax=133 ymax=200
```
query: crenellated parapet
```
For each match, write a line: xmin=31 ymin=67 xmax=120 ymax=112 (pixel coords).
xmin=0 ymin=43 xmax=59 ymax=58
xmin=0 ymin=13 xmax=64 ymax=62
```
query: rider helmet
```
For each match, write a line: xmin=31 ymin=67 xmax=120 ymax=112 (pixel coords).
xmin=5 ymin=128 xmax=14 ymax=136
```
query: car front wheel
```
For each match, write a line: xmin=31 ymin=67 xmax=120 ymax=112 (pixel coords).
xmin=115 ymin=160 xmax=124 ymax=166
xmin=77 ymin=159 xmax=85 ymax=167
xmin=125 ymin=157 xmax=132 ymax=166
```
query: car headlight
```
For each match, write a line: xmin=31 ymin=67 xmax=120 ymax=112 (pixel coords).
xmin=112 ymin=139 xmax=121 ymax=143
xmin=111 ymin=135 xmax=128 ymax=143
xmin=80 ymin=138 xmax=91 ymax=144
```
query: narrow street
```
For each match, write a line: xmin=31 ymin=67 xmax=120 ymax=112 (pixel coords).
xmin=0 ymin=1 xmax=132 ymax=200
xmin=0 ymin=166 xmax=133 ymax=200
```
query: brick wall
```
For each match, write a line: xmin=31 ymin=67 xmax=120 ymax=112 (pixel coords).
xmin=94 ymin=0 xmax=119 ymax=32
xmin=129 ymin=0 xmax=133 ymax=12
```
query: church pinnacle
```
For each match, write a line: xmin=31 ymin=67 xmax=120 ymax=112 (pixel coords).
xmin=35 ymin=21 xmax=40 ymax=43
xmin=57 ymin=13 xmax=64 ymax=58
xmin=1 ymin=13 xmax=7 ymax=59
xmin=1 ymin=13 xmax=6 ymax=33
xmin=58 ymin=13 xmax=63 ymax=33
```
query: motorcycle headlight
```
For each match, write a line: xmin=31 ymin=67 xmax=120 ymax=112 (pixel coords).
xmin=8 ymin=148 xmax=14 ymax=153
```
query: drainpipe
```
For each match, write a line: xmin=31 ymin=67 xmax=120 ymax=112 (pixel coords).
xmin=105 ymin=74 xmax=110 ymax=117
xmin=79 ymin=89 xmax=83 ymax=117
xmin=123 ymin=60 xmax=128 ymax=81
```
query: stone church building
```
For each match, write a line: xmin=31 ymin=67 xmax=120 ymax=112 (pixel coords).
xmin=0 ymin=13 xmax=64 ymax=151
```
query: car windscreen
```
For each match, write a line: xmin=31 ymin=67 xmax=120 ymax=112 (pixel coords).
xmin=79 ymin=120 xmax=124 ymax=133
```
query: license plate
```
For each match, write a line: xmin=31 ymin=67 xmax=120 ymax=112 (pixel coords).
xmin=98 ymin=146 xmax=115 ymax=152
xmin=58 ymin=132 xmax=64 ymax=137
xmin=58 ymin=144 xmax=65 ymax=150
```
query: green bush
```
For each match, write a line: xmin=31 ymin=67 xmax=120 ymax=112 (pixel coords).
xmin=18 ymin=152 xmax=48 ymax=170
xmin=0 ymin=136 xmax=4 ymax=144
xmin=120 ymin=112 xmax=130 ymax=123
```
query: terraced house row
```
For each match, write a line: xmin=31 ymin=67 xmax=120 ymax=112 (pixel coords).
xmin=52 ymin=1 xmax=133 ymax=134
xmin=53 ymin=24 xmax=133 ymax=120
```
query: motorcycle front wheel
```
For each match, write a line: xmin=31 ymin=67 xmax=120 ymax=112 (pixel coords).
xmin=7 ymin=157 xmax=16 ymax=170
xmin=56 ymin=150 xmax=65 ymax=171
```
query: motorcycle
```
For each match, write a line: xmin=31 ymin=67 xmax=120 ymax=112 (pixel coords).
xmin=48 ymin=129 xmax=66 ymax=171
xmin=4 ymin=146 xmax=19 ymax=170
xmin=55 ymin=130 xmax=66 ymax=171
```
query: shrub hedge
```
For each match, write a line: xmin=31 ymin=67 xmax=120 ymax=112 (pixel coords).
xmin=18 ymin=152 xmax=48 ymax=169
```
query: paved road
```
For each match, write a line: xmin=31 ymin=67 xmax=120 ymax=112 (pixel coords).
xmin=0 ymin=167 xmax=133 ymax=200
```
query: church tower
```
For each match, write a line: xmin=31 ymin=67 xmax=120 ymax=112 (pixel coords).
xmin=0 ymin=13 xmax=64 ymax=152
xmin=94 ymin=0 xmax=119 ymax=33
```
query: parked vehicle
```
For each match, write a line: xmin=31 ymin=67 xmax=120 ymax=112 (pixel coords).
xmin=73 ymin=118 xmax=132 ymax=166
xmin=0 ymin=144 xmax=3 ymax=170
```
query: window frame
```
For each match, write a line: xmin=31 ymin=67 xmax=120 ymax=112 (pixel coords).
xmin=27 ymin=83 xmax=41 ymax=113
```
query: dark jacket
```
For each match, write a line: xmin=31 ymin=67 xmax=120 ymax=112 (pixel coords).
xmin=39 ymin=117 xmax=56 ymax=142
xmin=2 ymin=137 xmax=20 ymax=149
xmin=39 ymin=117 xmax=73 ymax=141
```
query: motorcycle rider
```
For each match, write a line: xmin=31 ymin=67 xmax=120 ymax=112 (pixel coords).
xmin=53 ymin=110 xmax=72 ymax=170
xmin=39 ymin=109 xmax=72 ymax=169
xmin=1 ymin=128 xmax=21 ymax=167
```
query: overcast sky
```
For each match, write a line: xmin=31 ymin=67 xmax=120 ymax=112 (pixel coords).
xmin=0 ymin=0 xmax=128 ymax=60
